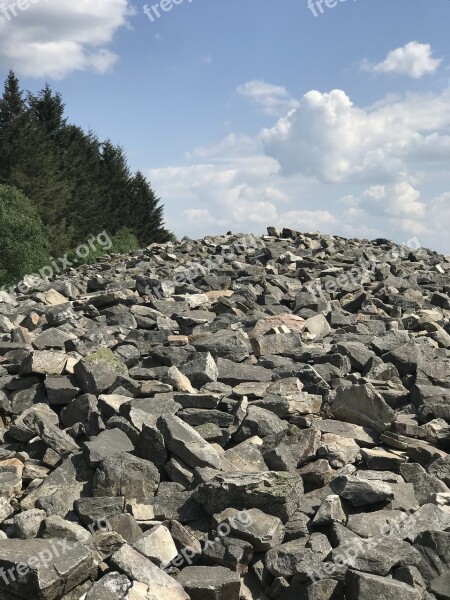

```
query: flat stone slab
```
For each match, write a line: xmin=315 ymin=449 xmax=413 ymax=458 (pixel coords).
xmin=194 ymin=471 xmax=303 ymax=523
xmin=82 ymin=428 xmax=134 ymax=467
xmin=0 ymin=538 xmax=95 ymax=599
xmin=176 ymin=566 xmax=240 ymax=600
xmin=110 ymin=544 xmax=189 ymax=598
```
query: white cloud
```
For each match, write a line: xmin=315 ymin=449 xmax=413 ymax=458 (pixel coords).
xmin=363 ymin=42 xmax=442 ymax=79
xmin=359 ymin=181 xmax=425 ymax=219
xmin=149 ymin=84 xmax=450 ymax=254
xmin=343 ymin=182 xmax=450 ymax=243
xmin=0 ymin=0 xmax=132 ymax=78
xmin=261 ymin=88 xmax=450 ymax=183
xmin=237 ymin=80 xmax=299 ymax=116
xmin=277 ymin=210 xmax=338 ymax=232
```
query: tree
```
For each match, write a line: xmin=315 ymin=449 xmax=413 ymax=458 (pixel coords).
xmin=128 ymin=170 xmax=173 ymax=244
xmin=56 ymin=125 xmax=106 ymax=241
xmin=10 ymin=121 xmax=73 ymax=255
xmin=0 ymin=74 xmax=72 ymax=255
xmin=0 ymin=185 xmax=50 ymax=287
xmin=0 ymin=70 xmax=29 ymax=183
xmin=29 ymin=84 xmax=66 ymax=138
xmin=99 ymin=141 xmax=132 ymax=232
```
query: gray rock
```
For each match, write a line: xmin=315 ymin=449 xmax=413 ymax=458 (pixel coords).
xmin=21 ymin=454 xmax=93 ymax=514
xmin=400 ymin=463 xmax=449 ymax=505
xmin=158 ymin=414 xmax=222 ymax=469
xmin=313 ymin=495 xmax=346 ymax=526
xmin=265 ymin=533 xmax=332 ymax=580
xmin=261 ymin=427 xmax=321 ymax=471
xmin=428 ymin=456 xmax=450 ymax=487
xmin=82 ymin=428 xmax=134 ymax=467
xmin=414 ymin=531 xmax=450 ymax=583
xmin=74 ymin=496 xmax=125 ymax=527
xmin=14 ymin=509 xmax=47 ymax=539
xmin=44 ymin=376 xmax=80 ymax=405
xmin=110 ymin=544 xmax=189 ymax=598
xmin=93 ymin=453 xmax=160 ymax=501
xmin=21 ymin=350 xmax=67 ymax=376
xmin=74 ymin=349 xmax=128 ymax=395
xmin=235 ymin=405 xmax=289 ymax=442
xmin=192 ymin=330 xmax=250 ymax=362
xmin=180 ymin=352 xmax=218 ymax=388
xmin=176 ymin=566 xmax=241 ymax=600
xmin=194 ymin=471 xmax=304 ymax=523
xmin=217 ymin=358 xmax=272 ymax=386
xmin=41 ymin=515 xmax=91 ymax=543
xmin=133 ymin=524 xmax=178 ymax=567
xmin=345 ymin=569 xmax=422 ymax=600
xmin=317 ymin=433 xmax=360 ymax=468
xmin=429 ymin=571 xmax=450 ymax=599
xmin=202 ymin=536 xmax=253 ymax=574
xmin=0 ymin=538 xmax=96 ymax=599
xmin=330 ymin=475 xmax=394 ymax=506
xmin=331 ymin=383 xmax=395 ymax=433
xmin=312 ymin=419 xmax=378 ymax=447
xmin=215 ymin=507 xmax=285 ymax=551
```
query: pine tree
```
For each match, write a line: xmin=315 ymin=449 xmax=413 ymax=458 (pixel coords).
xmin=99 ymin=141 xmax=132 ymax=232
xmin=10 ymin=123 xmax=74 ymax=255
xmin=128 ymin=170 xmax=172 ymax=244
xmin=0 ymin=70 xmax=29 ymax=183
xmin=57 ymin=125 xmax=106 ymax=241
xmin=29 ymin=84 xmax=66 ymax=138
xmin=0 ymin=73 xmax=72 ymax=254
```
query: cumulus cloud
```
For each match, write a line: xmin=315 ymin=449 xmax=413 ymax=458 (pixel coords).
xmin=363 ymin=42 xmax=442 ymax=79
xmin=0 ymin=0 xmax=132 ymax=78
xmin=149 ymin=82 xmax=450 ymax=254
xmin=237 ymin=80 xmax=299 ymax=116
xmin=358 ymin=182 xmax=426 ymax=220
xmin=261 ymin=88 xmax=450 ymax=183
xmin=344 ymin=183 xmax=450 ymax=242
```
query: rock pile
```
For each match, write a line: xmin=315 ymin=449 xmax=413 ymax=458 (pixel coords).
xmin=0 ymin=227 xmax=449 ymax=599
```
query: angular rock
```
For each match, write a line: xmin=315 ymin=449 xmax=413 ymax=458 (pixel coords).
xmin=194 ymin=471 xmax=303 ymax=522
xmin=110 ymin=544 xmax=189 ymax=598
xmin=0 ymin=538 xmax=96 ymax=599
xmin=330 ymin=475 xmax=394 ymax=506
xmin=74 ymin=349 xmax=128 ymax=395
xmin=345 ymin=569 xmax=422 ymax=600
xmin=93 ymin=453 xmax=160 ymax=501
xmin=158 ymin=414 xmax=222 ymax=470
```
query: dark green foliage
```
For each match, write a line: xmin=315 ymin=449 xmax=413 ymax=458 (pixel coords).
xmin=129 ymin=170 xmax=174 ymax=245
xmin=0 ymin=71 xmax=173 ymax=285
xmin=0 ymin=184 xmax=50 ymax=287
xmin=0 ymin=70 xmax=29 ymax=184
xmin=28 ymin=84 xmax=66 ymax=136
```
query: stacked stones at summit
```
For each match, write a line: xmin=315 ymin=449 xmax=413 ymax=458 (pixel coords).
xmin=0 ymin=226 xmax=448 ymax=599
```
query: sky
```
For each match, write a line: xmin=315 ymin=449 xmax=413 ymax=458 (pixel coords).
xmin=1 ymin=0 xmax=450 ymax=253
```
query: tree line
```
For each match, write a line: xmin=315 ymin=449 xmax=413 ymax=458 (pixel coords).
xmin=0 ymin=70 xmax=173 ymax=288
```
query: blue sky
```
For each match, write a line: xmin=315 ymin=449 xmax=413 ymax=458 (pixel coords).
xmin=1 ymin=0 xmax=450 ymax=252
